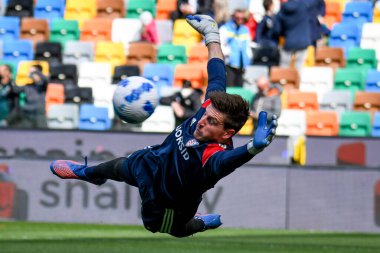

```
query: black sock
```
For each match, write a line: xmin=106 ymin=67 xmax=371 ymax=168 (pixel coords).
xmin=85 ymin=157 xmax=127 ymax=182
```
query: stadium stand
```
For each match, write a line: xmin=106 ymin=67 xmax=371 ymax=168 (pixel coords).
xmin=126 ymin=42 xmax=156 ymax=72
xmin=156 ymin=0 xmax=177 ymax=20
xmin=173 ymin=63 xmax=205 ymax=89
xmin=140 ymin=105 xmax=175 ymax=133
xmin=339 ymin=111 xmax=372 ymax=137
xmin=324 ymin=1 xmax=342 ymax=29
xmin=287 ymin=91 xmax=319 ymax=111
xmin=80 ymin=18 xmax=113 ymax=43
xmin=78 ymin=104 xmax=111 ymax=131
xmin=299 ymin=66 xmax=334 ymax=102
xmin=372 ymin=112 xmax=380 ymax=137
xmin=45 ymin=83 xmax=65 ymax=112
xmin=157 ymin=44 xmax=187 ymax=65
xmin=334 ymin=68 xmax=366 ymax=97
xmin=62 ymin=41 xmax=94 ymax=66
xmin=365 ymin=69 xmax=380 ymax=92
xmin=269 ymin=67 xmax=300 ymax=90
xmin=252 ymin=46 xmax=280 ymax=68
xmin=346 ymin=48 xmax=377 ymax=71
xmin=96 ymin=0 xmax=125 ymax=19
xmin=64 ymin=0 xmax=97 ymax=29
xmin=328 ymin=23 xmax=361 ymax=55
xmin=15 ymin=60 xmax=49 ymax=85
xmin=320 ymin=90 xmax=353 ymax=117
xmin=111 ymin=18 xmax=142 ymax=51
xmin=156 ymin=19 xmax=173 ymax=44
xmin=172 ymin=19 xmax=202 ymax=52
xmin=49 ymin=19 xmax=80 ymax=47
xmin=188 ymin=43 xmax=208 ymax=64
xmin=353 ymin=91 xmax=380 ymax=113
xmin=5 ymin=0 xmax=34 ymax=18
xmin=78 ymin=62 xmax=112 ymax=88
xmin=243 ymin=65 xmax=269 ymax=94
xmin=226 ymin=87 xmax=254 ymax=107
xmin=342 ymin=1 xmax=373 ymax=26
xmin=49 ymin=63 xmax=78 ymax=88
xmin=47 ymin=103 xmax=79 ymax=130
xmin=306 ymin=110 xmax=339 ymax=136
xmin=95 ymin=41 xmax=126 ymax=73
xmin=2 ymin=39 xmax=33 ymax=64
xmin=34 ymin=0 xmax=65 ymax=22
xmin=34 ymin=42 xmax=62 ymax=66
xmin=0 ymin=16 xmax=20 ymax=41
xmin=20 ymin=18 xmax=49 ymax=46
xmin=315 ymin=46 xmax=346 ymax=69
xmin=126 ymin=0 xmax=156 ymax=18
xmin=142 ymin=63 xmax=174 ymax=95
xmin=112 ymin=65 xmax=140 ymax=84
xmin=64 ymin=87 xmax=93 ymax=104
xmin=276 ymin=109 xmax=307 ymax=136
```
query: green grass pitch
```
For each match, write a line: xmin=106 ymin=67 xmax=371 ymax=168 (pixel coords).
xmin=1 ymin=221 xmax=380 ymax=253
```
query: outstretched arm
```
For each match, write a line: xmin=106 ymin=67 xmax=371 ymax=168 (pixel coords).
xmin=204 ymin=112 xmax=278 ymax=179
xmin=186 ymin=15 xmax=226 ymax=98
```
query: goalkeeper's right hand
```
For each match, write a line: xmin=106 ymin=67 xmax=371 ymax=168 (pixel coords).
xmin=185 ymin=14 xmax=220 ymax=45
xmin=247 ymin=111 xmax=277 ymax=155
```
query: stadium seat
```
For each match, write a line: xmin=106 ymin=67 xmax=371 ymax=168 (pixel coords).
xmin=156 ymin=0 xmax=177 ymax=20
xmin=0 ymin=16 xmax=20 ymax=41
xmin=142 ymin=63 xmax=174 ymax=96
xmin=96 ymin=0 xmax=125 ymax=19
xmin=360 ymin=23 xmax=380 ymax=69
xmin=328 ymin=23 xmax=360 ymax=55
xmin=3 ymin=40 xmax=33 ymax=64
xmin=64 ymin=0 xmax=97 ymax=29
xmin=334 ymin=68 xmax=366 ymax=96
xmin=342 ymin=1 xmax=373 ymax=26
xmin=34 ymin=0 xmax=65 ymax=22
xmin=226 ymin=87 xmax=254 ymax=107
xmin=45 ymin=83 xmax=65 ymax=112
xmin=92 ymin=85 xmax=117 ymax=119
xmin=306 ymin=110 xmax=339 ymax=136
xmin=339 ymin=111 xmax=372 ymax=137
xmin=188 ymin=43 xmax=208 ymax=64
xmin=141 ymin=105 xmax=175 ymax=133
xmin=243 ymin=65 xmax=269 ymax=94
xmin=252 ymin=46 xmax=280 ymax=68
xmin=126 ymin=0 xmax=156 ymax=18
xmin=78 ymin=104 xmax=112 ymax=131
xmin=374 ymin=4 xmax=380 ymax=23
xmin=0 ymin=0 xmax=5 ymax=16
xmin=276 ymin=109 xmax=306 ymax=136
xmin=49 ymin=20 xmax=80 ymax=47
xmin=173 ymin=63 xmax=205 ymax=89
xmin=172 ymin=19 xmax=202 ymax=52
xmin=315 ymin=47 xmax=345 ymax=69
xmin=112 ymin=65 xmax=140 ymax=84
xmin=0 ymin=40 xmax=3 ymax=60
xmin=47 ymin=103 xmax=79 ymax=129
xmin=346 ymin=48 xmax=377 ymax=71
xmin=65 ymin=87 xmax=93 ymax=104
xmin=320 ymin=90 xmax=353 ymax=116
xmin=34 ymin=42 xmax=62 ymax=66
xmin=63 ymin=41 xmax=95 ymax=67
xmin=372 ymin=112 xmax=380 ymax=137
xmin=353 ymin=91 xmax=380 ymax=113
xmin=80 ymin=18 xmax=113 ymax=42
xmin=156 ymin=19 xmax=173 ymax=45
xmin=111 ymin=18 xmax=142 ymax=52
xmin=5 ymin=0 xmax=34 ymax=18
xmin=269 ymin=67 xmax=299 ymax=90
xmin=50 ymin=64 xmax=78 ymax=88
xmin=157 ymin=44 xmax=187 ymax=65
xmin=299 ymin=67 xmax=334 ymax=101
xmin=78 ymin=62 xmax=112 ymax=88
xmin=20 ymin=18 xmax=50 ymax=46
xmin=287 ymin=91 xmax=319 ymax=111
xmin=366 ymin=69 xmax=380 ymax=92
xmin=15 ymin=60 xmax=49 ymax=85
xmin=324 ymin=1 xmax=342 ymax=29
xmin=95 ymin=41 xmax=126 ymax=73
xmin=126 ymin=42 xmax=156 ymax=72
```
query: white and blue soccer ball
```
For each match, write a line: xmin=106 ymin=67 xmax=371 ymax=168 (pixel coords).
xmin=113 ymin=76 xmax=159 ymax=124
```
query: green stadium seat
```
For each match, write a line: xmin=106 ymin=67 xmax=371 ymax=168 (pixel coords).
xmin=126 ymin=0 xmax=156 ymax=18
xmin=226 ymin=87 xmax=254 ymax=106
xmin=50 ymin=20 xmax=80 ymax=47
xmin=157 ymin=44 xmax=187 ymax=65
xmin=346 ymin=48 xmax=377 ymax=71
xmin=339 ymin=111 xmax=372 ymax=137
xmin=334 ymin=68 xmax=365 ymax=97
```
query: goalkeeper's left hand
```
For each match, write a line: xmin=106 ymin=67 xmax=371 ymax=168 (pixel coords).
xmin=247 ymin=111 xmax=277 ymax=155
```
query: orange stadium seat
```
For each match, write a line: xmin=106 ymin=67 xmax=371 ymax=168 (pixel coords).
xmin=45 ymin=83 xmax=65 ymax=113
xmin=126 ymin=42 xmax=157 ymax=72
xmin=287 ymin=91 xmax=319 ymax=111
xmin=188 ymin=43 xmax=208 ymax=64
xmin=269 ymin=67 xmax=300 ymax=90
xmin=306 ymin=110 xmax=339 ymax=136
xmin=174 ymin=63 xmax=205 ymax=89
xmin=156 ymin=0 xmax=177 ymax=20
xmin=374 ymin=4 xmax=380 ymax=23
xmin=324 ymin=1 xmax=342 ymax=29
xmin=353 ymin=91 xmax=380 ymax=113
xmin=96 ymin=0 xmax=125 ymax=19
xmin=20 ymin=18 xmax=49 ymax=46
xmin=80 ymin=18 xmax=113 ymax=42
xmin=315 ymin=47 xmax=345 ymax=69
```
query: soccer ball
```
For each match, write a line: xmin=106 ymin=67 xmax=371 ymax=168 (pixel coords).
xmin=113 ymin=76 xmax=159 ymax=124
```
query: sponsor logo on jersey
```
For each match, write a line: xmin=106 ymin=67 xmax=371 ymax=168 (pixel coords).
xmin=185 ymin=139 xmax=199 ymax=147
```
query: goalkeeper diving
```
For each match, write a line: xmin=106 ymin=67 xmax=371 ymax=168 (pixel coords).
xmin=50 ymin=15 xmax=277 ymax=237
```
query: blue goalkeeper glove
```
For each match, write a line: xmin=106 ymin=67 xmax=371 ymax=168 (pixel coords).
xmin=247 ymin=111 xmax=277 ymax=155
xmin=186 ymin=14 xmax=220 ymax=45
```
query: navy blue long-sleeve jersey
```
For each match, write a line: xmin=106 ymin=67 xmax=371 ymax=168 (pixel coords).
xmin=126 ymin=58 xmax=255 ymax=234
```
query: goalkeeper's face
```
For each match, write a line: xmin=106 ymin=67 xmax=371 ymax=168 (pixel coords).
xmin=194 ymin=104 xmax=235 ymax=143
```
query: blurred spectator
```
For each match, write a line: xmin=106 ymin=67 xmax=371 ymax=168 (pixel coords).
xmin=220 ymin=9 xmax=253 ymax=87
xmin=250 ymin=76 xmax=282 ymax=127
xmin=7 ymin=64 xmax=48 ymax=128
xmin=0 ymin=77 xmax=11 ymax=126
xmin=307 ymin=0 xmax=326 ymax=48
xmin=254 ymin=0 xmax=279 ymax=47
xmin=159 ymin=80 xmax=202 ymax=126
xmin=245 ymin=12 xmax=258 ymax=41
xmin=273 ymin=0 xmax=318 ymax=71
xmin=140 ymin=11 xmax=159 ymax=44
xmin=214 ymin=0 xmax=229 ymax=26
xmin=0 ymin=65 xmax=18 ymax=121
xmin=171 ymin=0 xmax=215 ymax=21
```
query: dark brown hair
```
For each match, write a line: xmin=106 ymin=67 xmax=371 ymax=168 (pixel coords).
xmin=209 ymin=91 xmax=249 ymax=133
xmin=263 ymin=0 xmax=273 ymax=11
